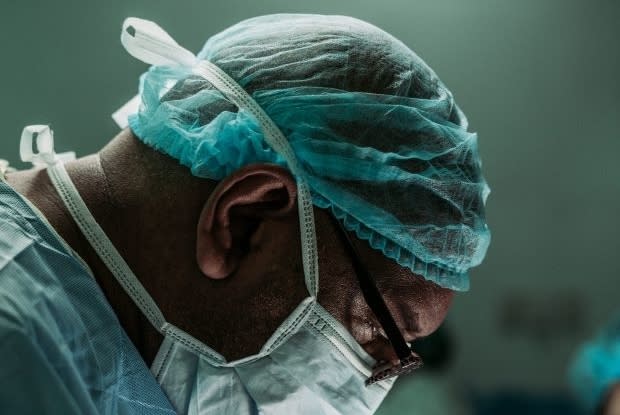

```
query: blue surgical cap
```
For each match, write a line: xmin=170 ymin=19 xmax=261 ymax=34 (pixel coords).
xmin=570 ymin=313 xmax=620 ymax=412
xmin=127 ymin=14 xmax=491 ymax=291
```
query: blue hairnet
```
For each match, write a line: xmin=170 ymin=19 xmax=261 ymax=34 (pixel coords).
xmin=127 ymin=14 xmax=491 ymax=291
xmin=570 ymin=313 xmax=620 ymax=412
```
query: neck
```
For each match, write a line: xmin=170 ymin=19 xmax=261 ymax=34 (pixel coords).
xmin=5 ymin=130 xmax=309 ymax=363
xmin=5 ymin=129 xmax=217 ymax=364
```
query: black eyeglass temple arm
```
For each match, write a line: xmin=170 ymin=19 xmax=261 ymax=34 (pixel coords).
xmin=330 ymin=217 xmax=412 ymax=360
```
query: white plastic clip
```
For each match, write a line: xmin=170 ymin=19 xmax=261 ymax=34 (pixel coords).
xmin=20 ymin=125 xmax=75 ymax=168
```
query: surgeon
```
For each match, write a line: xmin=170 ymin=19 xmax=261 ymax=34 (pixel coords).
xmin=571 ymin=314 xmax=620 ymax=415
xmin=0 ymin=14 xmax=490 ymax=414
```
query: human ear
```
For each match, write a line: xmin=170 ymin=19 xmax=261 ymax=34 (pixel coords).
xmin=196 ymin=163 xmax=298 ymax=279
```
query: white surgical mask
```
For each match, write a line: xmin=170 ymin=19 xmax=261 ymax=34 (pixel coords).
xmin=18 ymin=17 xmax=395 ymax=414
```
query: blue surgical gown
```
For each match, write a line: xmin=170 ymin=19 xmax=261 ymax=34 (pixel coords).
xmin=0 ymin=179 xmax=175 ymax=414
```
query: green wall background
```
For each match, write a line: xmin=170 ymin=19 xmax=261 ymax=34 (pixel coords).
xmin=1 ymin=0 xmax=618 ymax=411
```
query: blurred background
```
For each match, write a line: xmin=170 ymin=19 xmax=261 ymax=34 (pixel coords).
xmin=1 ymin=1 xmax=618 ymax=413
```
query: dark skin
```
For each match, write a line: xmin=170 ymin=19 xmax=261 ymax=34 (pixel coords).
xmin=5 ymin=129 xmax=453 ymax=366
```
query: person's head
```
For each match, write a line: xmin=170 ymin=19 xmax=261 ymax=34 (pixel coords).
xmin=111 ymin=14 xmax=490 ymax=368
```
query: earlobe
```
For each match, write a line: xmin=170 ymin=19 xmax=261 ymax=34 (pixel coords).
xmin=196 ymin=164 xmax=297 ymax=280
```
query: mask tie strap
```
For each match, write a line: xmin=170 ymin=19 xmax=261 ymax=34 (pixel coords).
xmin=48 ymin=161 xmax=169 ymax=333
xmin=119 ymin=18 xmax=320 ymax=300
xmin=112 ymin=17 xmax=197 ymax=128
xmin=19 ymin=124 xmax=168 ymax=334
xmin=121 ymin=18 xmax=197 ymax=67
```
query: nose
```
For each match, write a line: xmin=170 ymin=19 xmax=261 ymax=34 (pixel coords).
xmin=361 ymin=284 xmax=454 ymax=364
xmin=388 ymin=281 xmax=455 ymax=341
